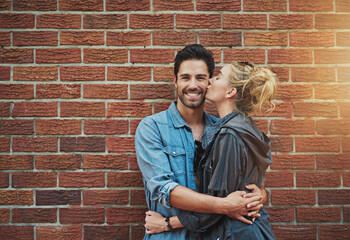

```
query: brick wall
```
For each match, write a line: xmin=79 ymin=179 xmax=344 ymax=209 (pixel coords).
xmin=0 ymin=0 xmax=349 ymax=239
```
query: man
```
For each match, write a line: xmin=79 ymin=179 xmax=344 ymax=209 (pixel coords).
xmin=135 ymin=44 xmax=265 ymax=239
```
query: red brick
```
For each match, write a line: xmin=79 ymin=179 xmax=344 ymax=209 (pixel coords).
xmin=59 ymin=172 xmax=104 ymax=188
xmin=61 ymin=102 xmax=105 ymax=117
xmin=293 ymin=101 xmax=338 ymax=118
xmin=85 ymin=226 xmax=129 ymax=240
xmin=340 ymin=101 xmax=350 ymax=117
xmin=60 ymin=207 xmax=104 ymax=224
xmin=84 ymin=84 xmax=128 ymax=99
xmin=265 ymin=207 xmax=294 ymax=222
xmin=223 ymin=14 xmax=267 ymax=29
xmin=268 ymin=49 xmax=312 ymax=64
xmin=251 ymin=102 xmax=293 ymax=118
xmin=344 ymin=136 xmax=350 ymax=152
xmin=36 ymin=226 xmax=81 ymax=240
xmin=0 ymin=0 xmax=10 ymax=10
xmin=265 ymin=171 xmax=294 ymax=187
xmin=107 ymin=31 xmax=151 ymax=46
xmin=12 ymin=172 xmax=56 ymax=188
xmin=290 ymin=31 xmax=334 ymax=47
xmin=223 ymin=49 xmax=265 ymax=64
xmin=107 ymin=207 xmax=147 ymax=223
xmin=0 ymin=66 xmax=10 ymax=81
xmin=0 ymin=120 xmax=34 ymax=135
xmin=315 ymin=49 xmax=350 ymax=64
xmin=13 ymin=208 xmax=56 ymax=223
xmin=14 ymin=0 xmax=57 ymax=10
xmin=316 ymin=14 xmax=350 ymax=29
xmin=337 ymin=0 xmax=350 ymax=12
xmin=153 ymin=0 xmax=194 ymax=10
xmin=345 ymin=172 xmax=350 ymax=187
xmin=36 ymin=155 xmax=81 ymax=170
xmin=36 ymin=190 xmax=81 ymax=205
xmin=0 ymin=49 xmax=34 ymax=64
xmin=130 ymin=49 xmax=174 ymax=64
xmin=108 ymin=137 xmax=135 ymax=153
xmin=177 ymin=14 xmax=221 ymax=29
xmin=131 ymin=226 xmax=145 ymax=240
xmin=0 ymin=84 xmax=33 ymax=99
xmin=0 ymin=155 xmax=33 ymax=170
xmin=0 ymin=138 xmax=10 ymax=152
xmin=0 ymin=13 xmax=34 ymax=28
xmin=271 ymin=119 xmax=315 ymax=135
xmin=296 ymin=171 xmax=341 ymax=187
xmin=296 ymin=137 xmax=340 ymax=152
xmin=0 ymin=172 xmax=9 ymax=188
xmin=272 ymin=225 xmax=317 ymax=240
xmin=0 ymin=208 xmax=10 ymax=223
xmin=317 ymin=154 xmax=350 ymax=170
xmin=130 ymin=84 xmax=174 ymax=100
xmin=13 ymin=102 xmax=57 ymax=117
xmin=83 ymin=190 xmax=128 ymax=205
xmin=208 ymin=48 xmax=222 ymax=63
xmin=130 ymin=14 xmax=173 ymax=29
xmin=13 ymin=137 xmax=57 ymax=152
xmin=266 ymin=67 xmax=288 ymax=82
xmin=36 ymin=48 xmax=81 ymax=63
xmin=14 ymin=66 xmax=58 ymax=81
xmin=59 ymin=0 xmax=103 ymax=11
xmin=290 ymin=0 xmax=333 ymax=11
xmin=319 ymin=189 xmax=350 ymax=205
xmin=317 ymin=119 xmax=350 ymax=135
xmin=0 ymin=190 xmax=33 ymax=205
xmin=245 ymin=32 xmax=287 ymax=46
xmin=108 ymin=102 xmax=152 ymax=117
xmin=106 ymin=0 xmax=150 ymax=11
xmin=60 ymin=137 xmax=105 ymax=152
xmin=130 ymin=189 xmax=146 ymax=205
xmin=61 ymin=66 xmax=105 ymax=81
xmin=253 ymin=119 xmax=268 ymax=133
xmin=0 ymin=226 xmax=34 ymax=240
xmin=37 ymin=14 xmax=81 ymax=29
xmin=107 ymin=172 xmax=142 ymax=187
xmin=154 ymin=102 xmax=172 ymax=114
xmin=199 ymin=31 xmax=241 ymax=47
xmin=83 ymin=154 xmax=128 ymax=169
xmin=13 ymin=31 xmax=57 ymax=46
xmin=319 ymin=225 xmax=350 ymax=240
xmin=61 ymin=31 xmax=104 ymax=45
xmin=36 ymin=119 xmax=81 ymax=135
xmin=197 ymin=0 xmax=240 ymax=11
xmin=337 ymin=32 xmax=350 ymax=47
xmin=345 ymin=207 xmax=350 ymax=221
xmin=84 ymin=120 xmax=128 ymax=135
xmin=244 ymin=0 xmax=286 ymax=11
xmin=270 ymin=136 xmax=293 ymax=152
xmin=272 ymin=189 xmax=316 ymax=205
xmin=84 ymin=48 xmax=127 ymax=63
xmin=153 ymin=31 xmax=197 ymax=46
xmin=84 ymin=14 xmax=127 ymax=29
xmin=108 ymin=66 xmax=151 ymax=81
xmin=0 ymin=102 xmax=10 ymax=117
xmin=276 ymin=84 xmax=313 ymax=100
xmin=36 ymin=84 xmax=81 ymax=99
xmin=130 ymin=120 xmax=141 ymax=135
xmin=0 ymin=31 xmax=10 ymax=46
xmin=297 ymin=207 xmax=340 ymax=223
xmin=291 ymin=67 xmax=335 ymax=82
xmin=270 ymin=14 xmax=313 ymax=29
xmin=129 ymin=154 xmax=139 ymax=170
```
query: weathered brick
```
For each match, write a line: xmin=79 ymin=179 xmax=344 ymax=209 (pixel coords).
xmin=83 ymin=84 xmax=128 ymax=99
xmin=276 ymin=84 xmax=313 ymax=100
xmin=0 ymin=120 xmax=34 ymax=135
xmin=130 ymin=49 xmax=174 ymax=63
xmin=0 ymin=0 xmax=10 ymax=10
xmin=0 ymin=31 xmax=10 ymax=46
xmin=293 ymin=101 xmax=338 ymax=118
xmin=268 ymin=49 xmax=312 ymax=64
xmin=270 ymin=14 xmax=313 ymax=29
xmin=0 ymin=138 xmax=10 ymax=152
xmin=223 ymin=49 xmax=265 ymax=64
xmin=290 ymin=32 xmax=334 ymax=47
xmin=59 ymin=172 xmax=104 ymax=188
xmin=290 ymin=0 xmax=333 ymax=11
xmin=0 ymin=102 xmax=10 ymax=117
xmin=319 ymin=225 xmax=350 ymax=240
xmin=36 ymin=190 xmax=81 ymax=205
xmin=345 ymin=172 xmax=350 ymax=187
xmin=14 ymin=0 xmax=57 ymax=11
xmin=265 ymin=171 xmax=294 ymax=187
xmin=265 ymin=207 xmax=294 ymax=223
xmin=107 ymin=31 xmax=151 ymax=46
xmin=244 ymin=0 xmax=286 ymax=11
xmin=36 ymin=155 xmax=81 ymax=170
xmin=296 ymin=172 xmax=341 ymax=187
xmin=107 ymin=172 xmax=142 ymax=187
xmin=0 ymin=66 xmax=10 ymax=81
xmin=36 ymin=119 xmax=81 ymax=135
xmin=131 ymin=226 xmax=145 ymax=240
xmin=251 ymin=102 xmax=293 ymax=118
xmin=60 ymin=31 xmax=104 ymax=45
xmin=59 ymin=0 xmax=103 ymax=11
xmin=154 ymin=67 xmax=173 ymax=82
xmin=0 ymin=84 xmax=33 ymax=99
xmin=272 ymin=189 xmax=316 ymax=205
xmin=130 ymin=14 xmax=173 ymax=29
xmin=130 ymin=190 xmax=146 ymax=205
xmin=12 ymin=102 xmax=57 ymax=117
xmin=12 ymin=137 xmax=57 ymax=153
xmin=344 ymin=136 xmax=350 ymax=152
xmin=315 ymin=49 xmax=350 ymax=64
xmin=0 ymin=190 xmax=33 ymax=205
xmin=336 ymin=0 xmax=350 ymax=12
xmin=199 ymin=31 xmax=241 ymax=47
xmin=345 ymin=207 xmax=350 ymax=222
xmin=153 ymin=31 xmax=197 ymax=46
xmin=271 ymin=154 xmax=315 ymax=170
xmin=177 ymin=14 xmax=221 ymax=29
xmin=130 ymin=120 xmax=142 ymax=135
xmin=107 ymin=207 xmax=147 ymax=223
xmin=12 ymin=172 xmax=57 ymax=188
xmin=154 ymin=102 xmax=173 ymax=114
xmin=36 ymin=84 xmax=81 ymax=99
xmin=84 ymin=14 xmax=127 ymax=29
xmin=61 ymin=102 xmax=105 ymax=117
xmin=60 ymin=207 xmax=104 ymax=224
xmin=223 ymin=14 xmax=267 ymax=29
xmin=0 ymin=226 xmax=34 ymax=240
xmin=0 ymin=208 xmax=10 ymax=223
xmin=153 ymin=0 xmax=194 ymax=10
xmin=14 ymin=66 xmax=58 ymax=81
xmin=36 ymin=226 xmax=81 ymax=240
xmin=36 ymin=48 xmax=81 ymax=63
xmin=84 ymin=48 xmax=128 ymax=63
xmin=0 ymin=172 xmax=9 ymax=188
xmin=337 ymin=32 xmax=350 ymax=47
xmin=128 ymin=154 xmax=139 ymax=170
xmin=296 ymin=137 xmax=340 ymax=152
xmin=13 ymin=208 xmax=56 ymax=223
xmin=316 ymin=14 xmax=350 ymax=29
xmin=245 ymin=32 xmax=287 ymax=46
xmin=197 ymin=0 xmax=240 ymax=11
xmin=106 ymin=0 xmax=150 ymax=11
xmin=130 ymin=84 xmax=174 ymax=100
xmin=84 ymin=120 xmax=128 ymax=135
xmin=270 ymin=136 xmax=293 ymax=152
xmin=13 ymin=31 xmax=58 ymax=46
xmin=319 ymin=189 xmax=350 ymax=205
xmin=84 ymin=226 xmax=129 ymax=240
xmin=83 ymin=154 xmax=128 ymax=170
xmin=291 ymin=67 xmax=335 ymax=82
xmin=271 ymin=119 xmax=315 ymax=135
xmin=60 ymin=137 xmax=105 ymax=152
xmin=108 ymin=137 xmax=135 ymax=152
xmin=0 ymin=49 xmax=34 ymax=64
xmin=317 ymin=119 xmax=350 ymax=135
xmin=61 ymin=66 xmax=104 ymax=81
xmin=317 ymin=154 xmax=350 ymax=170
xmin=340 ymin=102 xmax=350 ymax=117
xmin=83 ymin=190 xmax=128 ymax=205
xmin=37 ymin=14 xmax=81 ymax=29
xmin=273 ymin=225 xmax=317 ymax=240
xmin=0 ymin=13 xmax=34 ymax=28
xmin=108 ymin=66 xmax=151 ymax=81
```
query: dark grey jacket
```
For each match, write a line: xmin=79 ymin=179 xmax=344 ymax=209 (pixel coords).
xmin=177 ymin=111 xmax=276 ymax=240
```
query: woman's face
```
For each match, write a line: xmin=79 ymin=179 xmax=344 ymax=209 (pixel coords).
xmin=206 ymin=64 xmax=232 ymax=103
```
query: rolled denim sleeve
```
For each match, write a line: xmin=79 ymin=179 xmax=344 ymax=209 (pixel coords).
xmin=135 ymin=117 xmax=179 ymax=208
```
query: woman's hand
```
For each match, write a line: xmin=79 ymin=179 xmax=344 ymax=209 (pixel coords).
xmin=144 ymin=211 xmax=168 ymax=235
xmin=243 ymin=184 xmax=266 ymax=219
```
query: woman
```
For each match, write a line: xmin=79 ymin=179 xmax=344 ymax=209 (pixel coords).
xmin=144 ymin=62 xmax=277 ymax=239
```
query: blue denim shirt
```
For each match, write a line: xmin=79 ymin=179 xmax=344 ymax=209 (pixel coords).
xmin=135 ymin=101 xmax=217 ymax=240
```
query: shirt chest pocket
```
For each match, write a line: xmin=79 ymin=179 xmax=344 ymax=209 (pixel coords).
xmin=163 ymin=146 xmax=186 ymax=178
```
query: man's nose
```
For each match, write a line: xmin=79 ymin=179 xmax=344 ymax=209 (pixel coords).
xmin=188 ymin=77 xmax=197 ymax=88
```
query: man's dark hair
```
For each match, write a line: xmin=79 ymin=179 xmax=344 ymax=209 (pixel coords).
xmin=174 ymin=44 xmax=215 ymax=80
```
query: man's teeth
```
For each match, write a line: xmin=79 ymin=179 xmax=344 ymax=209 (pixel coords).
xmin=187 ymin=93 xmax=199 ymax=96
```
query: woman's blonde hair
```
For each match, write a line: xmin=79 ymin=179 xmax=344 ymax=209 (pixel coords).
xmin=227 ymin=61 xmax=277 ymax=116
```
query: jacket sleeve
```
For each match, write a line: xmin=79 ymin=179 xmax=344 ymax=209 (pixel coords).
xmin=135 ymin=117 xmax=179 ymax=209
xmin=176 ymin=131 xmax=245 ymax=232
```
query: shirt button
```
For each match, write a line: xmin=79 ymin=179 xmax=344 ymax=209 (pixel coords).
xmin=173 ymin=152 xmax=176 ymax=154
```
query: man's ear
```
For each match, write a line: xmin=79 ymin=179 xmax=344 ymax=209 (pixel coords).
xmin=225 ymin=87 xmax=237 ymax=99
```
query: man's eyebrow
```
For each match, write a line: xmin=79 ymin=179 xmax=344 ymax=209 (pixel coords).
xmin=179 ymin=73 xmax=190 ymax=77
xmin=197 ymin=74 xmax=208 ymax=77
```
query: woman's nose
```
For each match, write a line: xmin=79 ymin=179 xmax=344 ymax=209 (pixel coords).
xmin=208 ymin=78 xmax=213 ymax=85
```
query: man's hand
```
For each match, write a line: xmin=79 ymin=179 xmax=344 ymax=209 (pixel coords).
xmin=243 ymin=184 xmax=267 ymax=219
xmin=144 ymin=211 xmax=168 ymax=235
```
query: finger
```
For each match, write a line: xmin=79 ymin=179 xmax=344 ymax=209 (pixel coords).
xmin=247 ymin=204 xmax=263 ymax=212
xmin=243 ymin=192 xmax=259 ymax=198
xmin=145 ymin=211 xmax=152 ymax=216
xmin=252 ymin=217 xmax=256 ymax=222
xmin=245 ymin=184 xmax=256 ymax=190
xmin=237 ymin=215 xmax=252 ymax=225
xmin=248 ymin=210 xmax=260 ymax=217
xmin=246 ymin=197 xmax=263 ymax=208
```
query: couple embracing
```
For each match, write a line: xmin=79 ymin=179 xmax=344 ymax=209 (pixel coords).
xmin=135 ymin=44 xmax=277 ymax=240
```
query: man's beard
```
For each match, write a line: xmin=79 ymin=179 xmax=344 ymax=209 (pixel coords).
xmin=177 ymin=89 xmax=206 ymax=109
